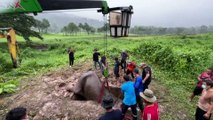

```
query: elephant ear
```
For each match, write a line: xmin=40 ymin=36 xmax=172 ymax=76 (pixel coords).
xmin=73 ymin=73 xmax=87 ymax=95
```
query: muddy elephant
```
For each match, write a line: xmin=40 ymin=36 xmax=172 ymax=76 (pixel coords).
xmin=73 ymin=71 xmax=110 ymax=101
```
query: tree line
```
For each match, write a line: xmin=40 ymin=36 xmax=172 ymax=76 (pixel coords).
xmin=130 ymin=25 xmax=213 ymax=35
xmin=2 ymin=13 xmax=213 ymax=43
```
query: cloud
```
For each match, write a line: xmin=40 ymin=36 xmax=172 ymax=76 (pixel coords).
xmin=63 ymin=0 xmax=213 ymax=27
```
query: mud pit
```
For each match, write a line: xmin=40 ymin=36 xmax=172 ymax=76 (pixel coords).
xmin=0 ymin=61 xmax=172 ymax=120
xmin=0 ymin=62 xmax=125 ymax=120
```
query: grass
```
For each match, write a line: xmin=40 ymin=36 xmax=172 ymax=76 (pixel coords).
xmin=0 ymin=33 xmax=213 ymax=119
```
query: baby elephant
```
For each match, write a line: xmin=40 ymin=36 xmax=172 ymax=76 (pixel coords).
xmin=73 ymin=71 xmax=109 ymax=101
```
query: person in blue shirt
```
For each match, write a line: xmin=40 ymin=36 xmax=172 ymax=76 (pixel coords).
xmin=133 ymin=68 xmax=144 ymax=112
xmin=99 ymin=95 xmax=122 ymax=120
xmin=121 ymin=75 xmax=137 ymax=120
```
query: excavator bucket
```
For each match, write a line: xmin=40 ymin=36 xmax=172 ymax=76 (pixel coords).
xmin=0 ymin=0 xmax=108 ymax=14
xmin=0 ymin=28 xmax=18 ymax=68
xmin=7 ymin=29 xmax=17 ymax=68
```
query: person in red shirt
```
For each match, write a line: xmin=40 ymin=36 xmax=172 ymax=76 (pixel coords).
xmin=140 ymin=89 xmax=159 ymax=120
xmin=190 ymin=67 xmax=213 ymax=101
xmin=126 ymin=61 xmax=136 ymax=79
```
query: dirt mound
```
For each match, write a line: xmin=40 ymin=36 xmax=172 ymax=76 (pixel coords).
xmin=0 ymin=61 xmax=172 ymax=120
xmin=0 ymin=62 xmax=123 ymax=119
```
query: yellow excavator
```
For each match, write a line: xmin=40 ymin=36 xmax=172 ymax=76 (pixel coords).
xmin=0 ymin=28 xmax=18 ymax=68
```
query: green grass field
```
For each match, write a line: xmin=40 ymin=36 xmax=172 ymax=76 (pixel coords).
xmin=0 ymin=33 xmax=213 ymax=119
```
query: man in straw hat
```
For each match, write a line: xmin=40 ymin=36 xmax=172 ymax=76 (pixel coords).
xmin=140 ymin=89 xmax=159 ymax=120
xmin=140 ymin=63 xmax=152 ymax=91
xmin=99 ymin=95 xmax=122 ymax=120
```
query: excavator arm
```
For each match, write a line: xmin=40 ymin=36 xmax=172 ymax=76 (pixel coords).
xmin=0 ymin=0 xmax=109 ymax=14
xmin=0 ymin=28 xmax=17 ymax=68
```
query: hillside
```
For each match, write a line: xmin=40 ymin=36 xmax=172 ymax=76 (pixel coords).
xmin=34 ymin=13 xmax=104 ymax=32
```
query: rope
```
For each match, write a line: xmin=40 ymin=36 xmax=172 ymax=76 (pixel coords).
xmin=97 ymin=79 xmax=110 ymax=103
xmin=103 ymin=14 xmax=108 ymax=56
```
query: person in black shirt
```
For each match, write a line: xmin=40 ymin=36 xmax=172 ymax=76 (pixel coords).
xmin=140 ymin=63 xmax=152 ymax=91
xmin=120 ymin=50 xmax=128 ymax=73
xmin=100 ymin=56 xmax=107 ymax=76
xmin=114 ymin=57 xmax=120 ymax=84
xmin=99 ymin=95 xmax=122 ymax=120
xmin=68 ymin=48 xmax=74 ymax=67
xmin=93 ymin=48 xmax=101 ymax=70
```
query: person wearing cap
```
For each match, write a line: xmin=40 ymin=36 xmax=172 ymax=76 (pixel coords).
xmin=140 ymin=89 xmax=159 ymax=120
xmin=99 ymin=95 xmax=122 ymax=120
xmin=120 ymin=50 xmax=128 ymax=73
xmin=93 ymin=48 xmax=101 ymax=70
xmin=6 ymin=107 xmax=29 ymax=120
xmin=140 ymin=63 xmax=152 ymax=91
xmin=133 ymin=68 xmax=144 ymax=112
xmin=121 ymin=75 xmax=137 ymax=120
xmin=195 ymin=80 xmax=213 ymax=120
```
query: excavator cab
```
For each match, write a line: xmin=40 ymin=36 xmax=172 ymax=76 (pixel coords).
xmin=0 ymin=28 xmax=18 ymax=68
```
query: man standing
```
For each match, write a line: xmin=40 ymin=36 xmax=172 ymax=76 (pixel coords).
xmin=121 ymin=75 xmax=137 ymax=120
xmin=140 ymin=63 xmax=152 ymax=91
xmin=121 ymin=50 xmax=128 ymax=73
xmin=68 ymin=48 xmax=74 ymax=67
xmin=126 ymin=61 xmax=136 ymax=79
xmin=190 ymin=67 xmax=213 ymax=101
xmin=195 ymin=80 xmax=213 ymax=120
xmin=93 ymin=48 xmax=101 ymax=70
xmin=140 ymin=89 xmax=159 ymax=120
xmin=133 ymin=68 xmax=144 ymax=112
xmin=99 ymin=95 xmax=122 ymax=120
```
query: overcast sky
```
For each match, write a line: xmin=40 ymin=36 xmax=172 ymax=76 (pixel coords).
xmin=64 ymin=0 xmax=213 ymax=27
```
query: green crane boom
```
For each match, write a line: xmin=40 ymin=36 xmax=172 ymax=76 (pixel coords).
xmin=0 ymin=0 xmax=109 ymax=14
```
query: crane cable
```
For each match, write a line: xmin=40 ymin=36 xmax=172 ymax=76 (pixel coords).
xmin=103 ymin=14 xmax=108 ymax=56
xmin=97 ymin=14 xmax=110 ymax=104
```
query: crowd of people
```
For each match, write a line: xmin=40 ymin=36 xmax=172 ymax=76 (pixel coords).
xmin=92 ymin=49 xmax=159 ymax=120
xmin=5 ymin=48 xmax=213 ymax=120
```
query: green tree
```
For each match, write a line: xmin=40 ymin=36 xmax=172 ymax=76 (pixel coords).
xmin=61 ymin=26 xmax=68 ymax=36
xmin=0 ymin=14 xmax=42 ymax=43
xmin=97 ymin=23 xmax=109 ymax=33
xmin=83 ymin=23 xmax=96 ymax=35
xmin=67 ymin=22 xmax=79 ymax=35
xmin=35 ymin=19 xmax=43 ymax=33
xmin=41 ymin=19 xmax=50 ymax=33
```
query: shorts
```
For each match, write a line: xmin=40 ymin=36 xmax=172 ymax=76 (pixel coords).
xmin=195 ymin=107 xmax=211 ymax=120
xmin=193 ymin=86 xmax=203 ymax=96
